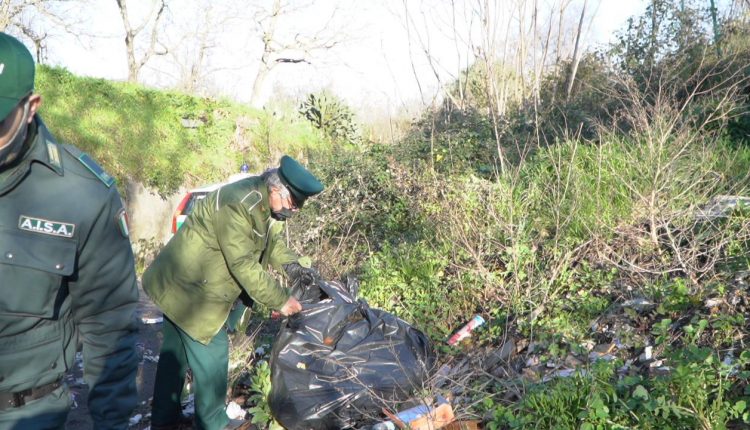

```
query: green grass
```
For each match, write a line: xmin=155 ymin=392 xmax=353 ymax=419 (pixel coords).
xmin=36 ymin=65 xmax=327 ymax=195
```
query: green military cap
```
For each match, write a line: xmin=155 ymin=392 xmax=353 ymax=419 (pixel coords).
xmin=0 ymin=32 xmax=34 ymax=122
xmin=278 ymin=155 xmax=324 ymax=207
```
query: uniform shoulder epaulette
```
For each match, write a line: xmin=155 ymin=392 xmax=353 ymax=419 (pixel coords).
xmin=62 ymin=144 xmax=116 ymax=188
xmin=240 ymin=189 xmax=263 ymax=212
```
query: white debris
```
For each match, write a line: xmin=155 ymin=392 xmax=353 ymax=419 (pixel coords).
xmin=141 ymin=316 xmax=164 ymax=324
xmin=129 ymin=414 xmax=142 ymax=426
xmin=226 ymin=401 xmax=246 ymax=420
xmin=648 ymin=359 xmax=664 ymax=368
xmin=704 ymin=298 xmax=724 ymax=308
xmin=255 ymin=346 xmax=266 ymax=356
xmin=142 ymin=355 xmax=160 ymax=363
xmin=639 ymin=346 xmax=653 ymax=362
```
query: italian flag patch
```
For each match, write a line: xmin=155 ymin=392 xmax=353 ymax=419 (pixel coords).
xmin=116 ymin=209 xmax=130 ymax=238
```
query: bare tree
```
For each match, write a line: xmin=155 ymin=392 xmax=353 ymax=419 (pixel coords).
xmin=247 ymin=0 xmax=348 ymax=107
xmin=1 ymin=0 xmax=88 ymax=63
xmin=115 ymin=0 xmax=168 ymax=83
xmin=163 ymin=0 xmax=242 ymax=95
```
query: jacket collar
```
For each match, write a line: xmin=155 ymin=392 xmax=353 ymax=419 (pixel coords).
xmin=0 ymin=116 xmax=62 ymax=195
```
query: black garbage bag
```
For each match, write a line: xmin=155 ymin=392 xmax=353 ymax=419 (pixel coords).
xmin=269 ymin=279 xmax=435 ymax=430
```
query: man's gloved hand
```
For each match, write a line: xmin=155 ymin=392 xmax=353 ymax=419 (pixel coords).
xmin=284 ymin=262 xmax=319 ymax=286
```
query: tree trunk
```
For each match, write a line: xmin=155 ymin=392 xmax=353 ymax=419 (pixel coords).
xmin=115 ymin=0 xmax=139 ymax=83
xmin=709 ymin=0 xmax=721 ymax=55
xmin=249 ymin=0 xmax=281 ymax=107
xmin=565 ymin=0 xmax=587 ymax=102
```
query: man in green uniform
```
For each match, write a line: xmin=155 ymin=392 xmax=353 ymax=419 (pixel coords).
xmin=143 ymin=156 xmax=324 ymax=430
xmin=0 ymin=33 xmax=140 ymax=429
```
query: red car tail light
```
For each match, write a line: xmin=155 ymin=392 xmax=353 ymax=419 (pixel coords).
xmin=171 ymin=192 xmax=193 ymax=234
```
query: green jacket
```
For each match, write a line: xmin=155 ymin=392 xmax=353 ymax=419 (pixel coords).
xmin=143 ymin=176 xmax=302 ymax=344
xmin=0 ymin=118 xmax=139 ymax=429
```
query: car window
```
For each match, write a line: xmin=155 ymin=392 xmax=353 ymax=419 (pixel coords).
xmin=184 ymin=192 xmax=209 ymax=216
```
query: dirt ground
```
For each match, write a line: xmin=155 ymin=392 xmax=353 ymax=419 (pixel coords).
xmin=65 ymin=285 xmax=164 ymax=430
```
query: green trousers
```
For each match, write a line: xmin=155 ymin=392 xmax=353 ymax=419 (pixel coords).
xmin=151 ymin=316 xmax=230 ymax=430
xmin=0 ymin=385 xmax=71 ymax=430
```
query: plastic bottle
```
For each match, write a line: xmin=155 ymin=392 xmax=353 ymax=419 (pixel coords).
xmin=446 ymin=314 xmax=486 ymax=345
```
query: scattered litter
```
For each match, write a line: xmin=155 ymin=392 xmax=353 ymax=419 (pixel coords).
xmin=621 ymin=298 xmax=655 ymax=312
xmin=542 ymin=368 xmax=588 ymax=382
xmin=382 ymin=398 xmax=454 ymax=430
xmin=141 ymin=316 xmax=164 ymax=324
xmin=434 ymin=364 xmax=452 ymax=388
xmin=723 ymin=353 xmax=739 ymax=376
xmin=447 ymin=315 xmax=485 ymax=346
xmin=483 ymin=340 xmax=515 ymax=369
xmin=255 ymin=346 xmax=266 ymax=356
xmin=618 ymin=359 xmax=634 ymax=375
xmin=704 ymin=298 xmax=724 ymax=308
xmin=695 ymin=195 xmax=750 ymax=220
xmin=651 ymin=366 xmax=672 ymax=376
xmin=639 ymin=346 xmax=653 ymax=362
xmin=129 ymin=414 xmax=142 ymax=426
xmin=588 ymin=351 xmax=616 ymax=362
xmin=225 ymin=401 xmax=246 ymax=420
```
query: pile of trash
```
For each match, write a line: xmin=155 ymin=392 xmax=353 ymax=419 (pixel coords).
xmin=268 ymin=278 xmax=436 ymax=430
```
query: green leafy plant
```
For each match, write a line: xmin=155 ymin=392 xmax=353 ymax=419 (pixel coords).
xmin=245 ymin=361 xmax=283 ymax=429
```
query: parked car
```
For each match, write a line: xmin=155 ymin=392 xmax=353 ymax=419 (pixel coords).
xmin=170 ymin=174 xmax=252 ymax=235
xmin=170 ymin=182 xmax=223 ymax=234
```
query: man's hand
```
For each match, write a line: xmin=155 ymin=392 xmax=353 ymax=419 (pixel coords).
xmin=279 ymin=296 xmax=302 ymax=316
xmin=284 ymin=262 xmax=319 ymax=286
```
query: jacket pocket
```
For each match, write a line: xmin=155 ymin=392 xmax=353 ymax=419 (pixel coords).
xmin=0 ymin=228 xmax=76 ymax=318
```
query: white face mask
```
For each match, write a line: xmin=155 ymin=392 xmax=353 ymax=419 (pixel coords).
xmin=0 ymin=100 xmax=30 ymax=169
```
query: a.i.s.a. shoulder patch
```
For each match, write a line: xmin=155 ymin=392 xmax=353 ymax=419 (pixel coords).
xmin=116 ymin=208 xmax=130 ymax=238
xmin=18 ymin=215 xmax=75 ymax=238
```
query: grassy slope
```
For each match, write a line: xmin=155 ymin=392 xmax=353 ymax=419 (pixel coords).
xmin=35 ymin=65 xmax=325 ymax=196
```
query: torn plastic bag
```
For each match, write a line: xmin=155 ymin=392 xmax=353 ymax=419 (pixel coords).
xmin=269 ymin=279 xmax=435 ymax=430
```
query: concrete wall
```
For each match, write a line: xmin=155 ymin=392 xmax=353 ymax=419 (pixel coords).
xmin=124 ymin=179 xmax=186 ymax=246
